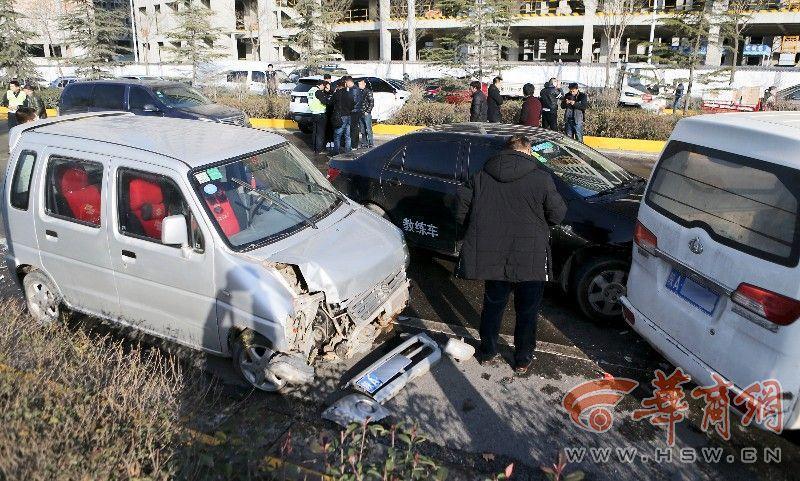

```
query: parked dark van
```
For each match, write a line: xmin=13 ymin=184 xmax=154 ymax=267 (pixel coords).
xmin=59 ymin=79 xmax=250 ymax=127
xmin=327 ymin=123 xmax=647 ymax=322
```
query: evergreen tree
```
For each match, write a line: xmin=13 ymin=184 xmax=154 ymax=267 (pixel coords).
xmin=0 ymin=0 xmax=38 ymax=82
xmin=287 ymin=0 xmax=350 ymax=70
xmin=648 ymin=2 xmax=721 ymax=113
xmin=419 ymin=0 xmax=517 ymax=79
xmin=164 ymin=0 xmax=225 ymax=83
xmin=59 ymin=0 xmax=130 ymax=78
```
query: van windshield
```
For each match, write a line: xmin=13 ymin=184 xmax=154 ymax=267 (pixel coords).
xmin=153 ymin=85 xmax=212 ymax=108
xmin=646 ymin=141 xmax=800 ymax=266
xmin=529 ymin=138 xmax=636 ymax=197
xmin=191 ymin=143 xmax=340 ymax=249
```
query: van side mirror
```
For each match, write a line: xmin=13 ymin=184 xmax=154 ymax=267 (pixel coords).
xmin=161 ymin=215 xmax=188 ymax=246
xmin=142 ymin=103 xmax=160 ymax=113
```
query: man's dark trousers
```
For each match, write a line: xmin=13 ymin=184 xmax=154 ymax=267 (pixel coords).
xmin=311 ymin=113 xmax=327 ymax=153
xmin=479 ymin=280 xmax=545 ymax=364
xmin=350 ymin=112 xmax=363 ymax=149
xmin=542 ymin=110 xmax=558 ymax=131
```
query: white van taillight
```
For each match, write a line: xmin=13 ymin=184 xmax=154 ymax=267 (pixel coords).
xmin=327 ymin=167 xmax=341 ymax=181
xmin=732 ymin=284 xmax=800 ymax=326
xmin=634 ymin=221 xmax=657 ymax=255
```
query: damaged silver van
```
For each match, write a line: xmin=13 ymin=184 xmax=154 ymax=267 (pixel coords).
xmin=2 ymin=112 xmax=410 ymax=391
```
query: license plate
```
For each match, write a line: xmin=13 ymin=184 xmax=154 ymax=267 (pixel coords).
xmin=665 ymin=268 xmax=720 ymax=316
xmin=354 ymin=355 xmax=412 ymax=394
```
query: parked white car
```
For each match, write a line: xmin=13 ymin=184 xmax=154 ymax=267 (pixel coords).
xmin=621 ymin=112 xmax=800 ymax=431
xmin=289 ymin=76 xmax=410 ymax=133
xmin=3 ymin=112 xmax=410 ymax=392
xmin=218 ymin=68 xmax=294 ymax=95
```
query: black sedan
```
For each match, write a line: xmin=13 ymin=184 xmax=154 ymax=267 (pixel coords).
xmin=327 ymin=123 xmax=645 ymax=322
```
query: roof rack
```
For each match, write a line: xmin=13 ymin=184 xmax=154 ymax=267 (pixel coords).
xmin=9 ymin=111 xmax=132 ymax=152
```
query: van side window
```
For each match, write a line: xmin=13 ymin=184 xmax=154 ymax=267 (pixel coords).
xmin=10 ymin=151 xmax=37 ymax=210
xmin=252 ymin=71 xmax=265 ymax=83
xmin=129 ymin=86 xmax=154 ymax=111
xmin=92 ymin=84 xmax=125 ymax=110
xmin=117 ymin=169 xmax=202 ymax=250
xmin=44 ymin=157 xmax=104 ymax=227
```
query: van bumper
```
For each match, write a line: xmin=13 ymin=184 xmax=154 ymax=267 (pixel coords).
xmin=620 ymin=296 xmax=800 ymax=431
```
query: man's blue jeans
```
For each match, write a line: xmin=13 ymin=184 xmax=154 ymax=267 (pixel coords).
xmin=565 ymin=118 xmax=584 ymax=142
xmin=333 ymin=116 xmax=351 ymax=154
xmin=479 ymin=280 xmax=545 ymax=365
xmin=360 ymin=112 xmax=374 ymax=147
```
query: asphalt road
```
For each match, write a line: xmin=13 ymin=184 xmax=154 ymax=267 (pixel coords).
xmin=1 ymin=121 xmax=797 ymax=481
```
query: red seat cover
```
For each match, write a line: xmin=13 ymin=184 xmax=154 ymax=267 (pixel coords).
xmin=128 ymin=178 xmax=166 ymax=239
xmin=57 ymin=166 xmax=101 ymax=225
xmin=204 ymin=188 xmax=240 ymax=237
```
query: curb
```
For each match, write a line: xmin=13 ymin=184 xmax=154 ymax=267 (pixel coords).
xmin=2 ymin=109 xmax=666 ymax=154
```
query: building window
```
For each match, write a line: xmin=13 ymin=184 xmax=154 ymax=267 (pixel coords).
xmin=26 ymin=44 xmax=45 ymax=57
xmin=49 ymin=45 xmax=63 ymax=57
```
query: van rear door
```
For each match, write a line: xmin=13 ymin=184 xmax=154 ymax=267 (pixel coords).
xmin=634 ymin=140 xmax=800 ymax=404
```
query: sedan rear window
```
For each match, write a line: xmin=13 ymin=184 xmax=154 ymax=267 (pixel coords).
xmin=646 ymin=141 xmax=800 ymax=266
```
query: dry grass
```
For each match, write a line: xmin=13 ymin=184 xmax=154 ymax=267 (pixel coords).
xmin=0 ymin=301 xmax=217 ymax=481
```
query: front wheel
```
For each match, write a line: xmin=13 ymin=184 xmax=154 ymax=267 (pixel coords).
xmin=574 ymin=258 xmax=630 ymax=323
xmin=231 ymin=330 xmax=286 ymax=392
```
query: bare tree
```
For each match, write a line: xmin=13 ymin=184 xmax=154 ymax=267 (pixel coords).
xmin=600 ymin=0 xmax=636 ymax=87
xmin=136 ymin=9 xmax=154 ymax=71
xmin=288 ymin=0 xmax=350 ymax=69
xmin=720 ymin=0 xmax=768 ymax=83
xmin=236 ymin=0 xmax=260 ymax=61
xmin=27 ymin=0 xmax=65 ymax=78
xmin=387 ymin=0 xmax=426 ymax=77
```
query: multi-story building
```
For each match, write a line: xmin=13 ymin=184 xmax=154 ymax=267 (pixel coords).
xmin=18 ymin=0 xmax=800 ymax=68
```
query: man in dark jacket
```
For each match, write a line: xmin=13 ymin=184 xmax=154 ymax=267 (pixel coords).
xmin=358 ymin=78 xmax=374 ymax=148
xmin=561 ymin=82 xmax=588 ymax=142
xmin=331 ymin=77 xmax=355 ymax=154
xmin=350 ymin=81 xmax=365 ymax=149
xmin=23 ymin=85 xmax=47 ymax=119
xmin=518 ymin=83 xmax=541 ymax=127
xmin=539 ymin=78 xmax=561 ymax=131
xmin=457 ymin=135 xmax=567 ymax=373
xmin=487 ymin=76 xmax=504 ymax=123
xmin=469 ymin=81 xmax=488 ymax=122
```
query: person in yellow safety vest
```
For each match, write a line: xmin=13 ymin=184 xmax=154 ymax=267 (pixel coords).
xmin=3 ymin=80 xmax=27 ymax=129
xmin=308 ymin=79 xmax=331 ymax=155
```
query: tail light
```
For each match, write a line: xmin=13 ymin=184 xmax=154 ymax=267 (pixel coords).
xmin=642 ymin=94 xmax=653 ymax=102
xmin=326 ymin=167 xmax=341 ymax=182
xmin=732 ymin=284 xmax=800 ymax=326
xmin=633 ymin=221 xmax=657 ymax=255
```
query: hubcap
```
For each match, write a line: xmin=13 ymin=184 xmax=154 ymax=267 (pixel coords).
xmin=238 ymin=342 xmax=285 ymax=392
xmin=26 ymin=281 xmax=58 ymax=321
xmin=586 ymin=269 xmax=627 ymax=317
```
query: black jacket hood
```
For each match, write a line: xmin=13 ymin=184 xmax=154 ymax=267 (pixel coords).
xmin=483 ymin=149 xmax=538 ymax=183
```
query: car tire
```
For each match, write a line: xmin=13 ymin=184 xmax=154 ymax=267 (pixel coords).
xmin=574 ymin=257 xmax=630 ymax=323
xmin=22 ymin=271 xmax=66 ymax=324
xmin=231 ymin=329 xmax=287 ymax=392
xmin=298 ymin=123 xmax=312 ymax=134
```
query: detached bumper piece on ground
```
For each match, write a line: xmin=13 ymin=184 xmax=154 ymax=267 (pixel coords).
xmin=323 ymin=333 xmax=442 ymax=426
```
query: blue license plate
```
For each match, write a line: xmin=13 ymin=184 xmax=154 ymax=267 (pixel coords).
xmin=665 ymin=269 xmax=720 ymax=316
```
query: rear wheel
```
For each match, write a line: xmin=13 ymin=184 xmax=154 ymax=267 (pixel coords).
xmin=574 ymin=258 xmax=629 ymax=323
xmin=232 ymin=330 xmax=286 ymax=392
xmin=22 ymin=271 xmax=64 ymax=324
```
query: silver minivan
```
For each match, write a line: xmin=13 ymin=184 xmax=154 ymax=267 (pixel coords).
xmin=3 ymin=112 xmax=410 ymax=391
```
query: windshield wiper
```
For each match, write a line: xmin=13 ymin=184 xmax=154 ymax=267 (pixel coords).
xmin=232 ymin=178 xmax=318 ymax=229
xmin=591 ymin=176 xmax=646 ymax=197
xmin=284 ymin=174 xmax=350 ymax=205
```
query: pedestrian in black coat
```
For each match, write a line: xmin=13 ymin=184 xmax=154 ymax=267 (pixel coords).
xmin=487 ymin=77 xmax=504 ymax=123
xmin=469 ymin=81 xmax=488 ymax=122
xmin=457 ymin=135 xmax=567 ymax=373
xmin=539 ymin=78 xmax=561 ymax=131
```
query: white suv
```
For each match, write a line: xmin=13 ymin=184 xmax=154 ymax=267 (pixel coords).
xmin=621 ymin=112 xmax=800 ymax=431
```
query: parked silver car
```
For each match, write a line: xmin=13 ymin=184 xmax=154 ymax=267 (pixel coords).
xmin=3 ymin=112 xmax=410 ymax=391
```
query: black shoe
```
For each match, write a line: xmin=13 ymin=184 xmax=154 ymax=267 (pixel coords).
xmin=478 ymin=352 xmax=502 ymax=367
xmin=513 ymin=355 xmax=537 ymax=376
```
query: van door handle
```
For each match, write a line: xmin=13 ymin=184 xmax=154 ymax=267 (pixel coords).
xmin=121 ymin=250 xmax=137 ymax=260
xmin=45 ymin=229 xmax=58 ymax=239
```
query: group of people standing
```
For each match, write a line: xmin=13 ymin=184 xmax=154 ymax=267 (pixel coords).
xmin=3 ymin=80 xmax=47 ymax=128
xmin=307 ymin=75 xmax=374 ymax=156
xmin=469 ymin=77 xmax=588 ymax=142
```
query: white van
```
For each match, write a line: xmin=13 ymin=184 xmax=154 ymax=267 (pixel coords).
xmin=621 ymin=112 xmax=800 ymax=430
xmin=3 ymin=112 xmax=410 ymax=392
